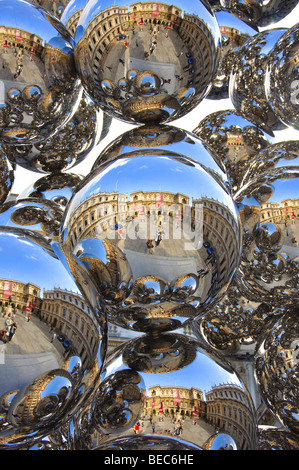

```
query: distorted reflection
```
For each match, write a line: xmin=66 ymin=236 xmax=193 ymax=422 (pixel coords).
xmin=255 ymin=309 xmax=299 ymax=435
xmin=96 ymin=332 xmax=257 ymax=449
xmin=229 ymin=29 xmax=288 ymax=131
xmin=0 ymin=228 xmax=106 ymax=447
xmin=2 ymin=93 xmax=110 ymax=173
xmin=0 ymin=0 xmax=81 ymax=145
xmin=60 ymin=125 xmax=241 ymax=332
xmin=70 ymin=0 xmax=221 ymax=124
xmin=193 ymin=110 xmax=274 ymax=192
xmin=234 ymin=146 xmax=299 ymax=305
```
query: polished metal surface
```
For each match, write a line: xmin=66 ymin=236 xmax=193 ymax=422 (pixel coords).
xmin=208 ymin=7 xmax=258 ymax=99
xmin=265 ymin=24 xmax=299 ymax=131
xmin=0 ymin=0 xmax=298 ymax=452
xmin=17 ymin=172 xmax=83 ymax=208
xmin=233 ymin=141 xmax=299 ymax=305
xmin=193 ymin=110 xmax=274 ymax=192
xmin=3 ymin=93 xmax=108 ymax=173
xmin=0 ymin=0 xmax=82 ymax=145
xmin=254 ymin=309 xmax=299 ymax=435
xmin=0 ymin=227 xmax=107 ymax=448
xmin=93 ymin=331 xmax=257 ymax=449
xmin=229 ymin=29 xmax=288 ymax=131
xmin=220 ymin=0 xmax=299 ymax=26
xmin=72 ymin=0 xmax=222 ymax=124
xmin=60 ymin=124 xmax=241 ymax=333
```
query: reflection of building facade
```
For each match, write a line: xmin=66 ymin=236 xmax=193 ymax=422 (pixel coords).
xmin=144 ymin=385 xmax=204 ymax=417
xmin=0 ymin=26 xmax=43 ymax=57
xmin=260 ymin=198 xmax=299 ymax=223
xmin=0 ymin=278 xmax=41 ymax=314
xmin=205 ymin=383 xmax=255 ymax=450
xmin=40 ymin=288 xmax=99 ymax=368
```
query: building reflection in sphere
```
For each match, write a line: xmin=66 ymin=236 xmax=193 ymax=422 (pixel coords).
xmin=0 ymin=227 xmax=107 ymax=448
xmin=93 ymin=332 xmax=258 ymax=450
xmin=60 ymin=124 xmax=241 ymax=333
xmin=234 ymin=144 xmax=299 ymax=306
xmin=71 ymin=0 xmax=221 ymax=124
xmin=254 ymin=309 xmax=299 ymax=435
xmin=0 ymin=0 xmax=82 ymax=146
xmin=208 ymin=7 xmax=258 ymax=99
xmin=193 ymin=110 xmax=274 ymax=193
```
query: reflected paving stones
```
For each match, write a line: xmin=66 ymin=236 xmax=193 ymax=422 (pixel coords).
xmin=71 ymin=0 xmax=221 ymax=124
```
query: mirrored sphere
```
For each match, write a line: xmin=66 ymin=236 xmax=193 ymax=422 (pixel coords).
xmin=191 ymin=279 xmax=282 ymax=358
xmin=254 ymin=309 xmax=299 ymax=434
xmin=60 ymin=124 xmax=241 ymax=333
xmin=94 ymin=332 xmax=258 ymax=449
xmin=265 ymin=24 xmax=299 ymax=130
xmin=208 ymin=7 xmax=258 ymax=99
xmin=0 ymin=147 xmax=14 ymax=205
xmin=0 ymin=227 xmax=107 ymax=447
xmin=94 ymin=435 xmax=202 ymax=450
xmin=72 ymin=0 xmax=221 ymax=124
xmin=219 ymin=0 xmax=299 ymax=27
xmin=193 ymin=110 xmax=274 ymax=192
xmin=0 ymin=0 xmax=81 ymax=146
xmin=17 ymin=172 xmax=83 ymax=208
xmin=3 ymin=93 xmax=111 ymax=173
xmin=234 ymin=149 xmax=299 ymax=305
xmin=229 ymin=29 xmax=288 ymax=131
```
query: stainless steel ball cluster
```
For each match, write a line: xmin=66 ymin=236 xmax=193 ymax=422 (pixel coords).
xmin=0 ymin=0 xmax=298 ymax=451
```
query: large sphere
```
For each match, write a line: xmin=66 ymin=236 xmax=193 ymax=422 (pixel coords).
xmin=234 ymin=142 xmax=299 ymax=305
xmin=219 ymin=0 xmax=299 ymax=27
xmin=229 ymin=29 xmax=288 ymax=131
xmin=60 ymin=124 xmax=241 ymax=333
xmin=72 ymin=0 xmax=221 ymax=124
xmin=193 ymin=110 xmax=274 ymax=192
xmin=0 ymin=227 xmax=107 ymax=448
xmin=92 ymin=332 xmax=258 ymax=449
xmin=254 ymin=309 xmax=299 ymax=434
xmin=265 ymin=24 xmax=299 ymax=131
xmin=0 ymin=0 xmax=81 ymax=146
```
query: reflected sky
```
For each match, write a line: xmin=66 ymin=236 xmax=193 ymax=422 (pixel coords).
xmin=0 ymin=231 xmax=78 ymax=296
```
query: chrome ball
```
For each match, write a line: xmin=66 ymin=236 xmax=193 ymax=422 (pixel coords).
xmin=254 ymin=309 xmax=299 ymax=434
xmin=0 ymin=227 xmax=107 ymax=448
xmin=193 ymin=110 xmax=274 ymax=192
xmin=60 ymin=124 xmax=241 ymax=333
xmin=72 ymin=0 xmax=221 ymax=124
xmin=0 ymin=0 xmax=81 ymax=146
xmin=265 ymin=24 xmax=299 ymax=131
xmin=95 ymin=332 xmax=258 ymax=449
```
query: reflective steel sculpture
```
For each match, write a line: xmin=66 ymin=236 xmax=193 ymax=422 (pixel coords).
xmin=92 ymin=331 xmax=257 ymax=449
xmin=59 ymin=124 xmax=241 ymax=333
xmin=265 ymin=24 xmax=299 ymax=130
xmin=0 ymin=227 xmax=107 ymax=448
xmin=229 ymin=29 xmax=288 ymax=131
xmin=0 ymin=0 xmax=298 ymax=452
xmin=0 ymin=0 xmax=82 ymax=145
xmin=72 ymin=0 xmax=222 ymax=124
xmin=193 ymin=110 xmax=274 ymax=192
